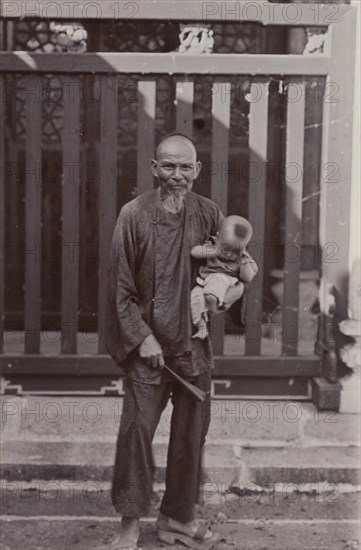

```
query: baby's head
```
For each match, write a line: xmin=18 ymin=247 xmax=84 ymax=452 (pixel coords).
xmin=218 ymin=215 xmax=252 ymax=252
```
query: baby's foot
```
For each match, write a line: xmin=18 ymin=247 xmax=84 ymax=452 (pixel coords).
xmin=204 ymin=293 xmax=219 ymax=314
xmin=192 ymin=318 xmax=208 ymax=339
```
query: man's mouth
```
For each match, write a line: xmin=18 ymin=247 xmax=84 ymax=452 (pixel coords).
xmin=171 ymin=183 xmax=187 ymax=190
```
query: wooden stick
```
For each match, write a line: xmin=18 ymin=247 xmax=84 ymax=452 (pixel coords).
xmin=163 ymin=365 xmax=206 ymax=402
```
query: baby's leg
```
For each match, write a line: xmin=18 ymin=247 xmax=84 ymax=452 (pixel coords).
xmin=190 ymin=285 xmax=208 ymax=339
xmin=193 ymin=317 xmax=208 ymax=339
xmin=203 ymin=273 xmax=239 ymax=310
xmin=191 ymin=285 xmax=206 ymax=325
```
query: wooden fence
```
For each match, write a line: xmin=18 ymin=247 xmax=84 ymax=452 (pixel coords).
xmin=0 ymin=1 xmax=357 ymax=407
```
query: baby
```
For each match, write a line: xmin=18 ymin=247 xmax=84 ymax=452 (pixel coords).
xmin=190 ymin=215 xmax=258 ymax=339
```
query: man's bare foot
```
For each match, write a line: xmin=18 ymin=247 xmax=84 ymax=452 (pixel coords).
xmin=105 ymin=516 xmax=140 ymax=549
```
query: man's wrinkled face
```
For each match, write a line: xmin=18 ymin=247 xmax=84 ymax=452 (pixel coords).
xmin=151 ymin=137 xmax=201 ymax=199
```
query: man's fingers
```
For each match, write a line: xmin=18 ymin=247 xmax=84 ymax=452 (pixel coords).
xmin=143 ymin=356 xmax=159 ymax=369
xmin=146 ymin=354 xmax=165 ymax=369
xmin=153 ymin=354 xmax=165 ymax=369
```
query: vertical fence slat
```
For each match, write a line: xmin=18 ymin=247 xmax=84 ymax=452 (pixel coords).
xmin=211 ymin=81 xmax=231 ymax=214
xmin=137 ymin=80 xmax=156 ymax=195
xmin=282 ymin=79 xmax=305 ymax=356
xmin=245 ymin=80 xmax=269 ymax=355
xmin=61 ymin=76 xmax=80 ymax=354
xmin=210 ymin=82 xmax=231 ymax=355
xmin=98 ymin=76 xmax=118 ymax=354
xmin=24 ymin=75 xmax=42 ymax=354
xmin=176 ymin=80 xmax=194 ymax=138
xmin=319 ymin=8 xmax=357 ymax=321
xmin=0 ymin=76 xmax=5 ymax=352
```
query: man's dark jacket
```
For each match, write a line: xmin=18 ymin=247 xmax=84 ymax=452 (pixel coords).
xmin=105 ymin=189 xmax=223 ymax=369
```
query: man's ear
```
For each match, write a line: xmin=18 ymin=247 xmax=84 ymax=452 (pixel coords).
xmin=195 ymin=160 xmax=202 ymax=179
xmin=151 ymin=159 xmax=158 ymax=177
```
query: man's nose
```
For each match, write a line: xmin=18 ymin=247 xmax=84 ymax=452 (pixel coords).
xmin=172 ymin=167 xmax=183 ymax=180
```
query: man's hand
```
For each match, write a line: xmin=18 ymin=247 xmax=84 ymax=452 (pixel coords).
xmin=139 ymin=333 xmax=165 ymax=369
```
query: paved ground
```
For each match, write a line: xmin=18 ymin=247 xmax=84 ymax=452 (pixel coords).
xmin=1 ymin=484 xmax=360 ymax=550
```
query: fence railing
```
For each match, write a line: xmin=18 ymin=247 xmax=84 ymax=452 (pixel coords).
xmin=0 ymin=3 xmax=357 ymax=400
xmin=0 ymin=57 xmax=324 ymax=366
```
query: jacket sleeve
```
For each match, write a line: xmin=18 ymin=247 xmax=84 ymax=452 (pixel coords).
xmin=211 ymin=204 xmax=225 ymax=235
xmin=106 ymin=205 xmax=152 ymax=363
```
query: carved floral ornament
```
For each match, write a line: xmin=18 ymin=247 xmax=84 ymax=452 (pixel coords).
xmin=178 ymin=24 xmax=214 ymax=54
xmin=49 ymin=21 xmax=87 ymax=52
xmin=303 ymin=28 xmax=327 ymax=55
xmin=45 ymin=20 xmax=324 ymax=57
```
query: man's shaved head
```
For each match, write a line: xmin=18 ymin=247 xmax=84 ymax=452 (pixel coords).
xmin=155 ymin=132 xmax=197 ymax=160
xmin=151 ymin=131 xmax=202 ymax=212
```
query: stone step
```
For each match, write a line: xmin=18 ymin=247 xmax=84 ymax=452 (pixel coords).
xmin=1 ymin=441 xmax=360 ymax=486
xmin=2 ymin=396 xmax=360 ymax=447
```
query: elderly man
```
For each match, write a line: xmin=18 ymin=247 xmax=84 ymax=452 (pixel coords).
xmin=105 ymin=133 xmax=244 ymax=550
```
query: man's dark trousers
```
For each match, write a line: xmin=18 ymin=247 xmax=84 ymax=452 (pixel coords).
xmin=111 ymin=356 xmax=211 ymax=523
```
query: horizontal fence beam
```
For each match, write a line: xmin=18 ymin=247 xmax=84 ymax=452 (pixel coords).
xmin=0 ymin=1 xmax=353 ymax=26
xmin=0 ymin=52 xmax=330 ymax=76
xmin=0 ymin=355 xmax=321 ymax=377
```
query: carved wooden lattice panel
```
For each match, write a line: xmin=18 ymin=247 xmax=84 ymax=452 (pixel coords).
xmin=8 ymin=19 xmax=261 ymax=145
xmin=12 ymin=20 xmax=56 ymax=52
xmin=9 ymin=74 xmax=64 ymax=143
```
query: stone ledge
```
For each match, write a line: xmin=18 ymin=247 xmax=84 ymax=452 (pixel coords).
xmin=302 ymin=411 xmax=361 ymax=445
xmin=1 ymin=442 xmax=360 ymax=486
xmin=1 ymin=397 xmax=316 ymax=444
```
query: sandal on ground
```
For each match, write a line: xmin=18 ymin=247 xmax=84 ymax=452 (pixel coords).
xmin=157 ymin=516 xmax=219 ymax=550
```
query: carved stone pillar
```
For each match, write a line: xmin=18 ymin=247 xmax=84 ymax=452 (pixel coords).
xmin=339 ymin=259 xmax=361 ymax=369
xmin=338 ymin=259 xmax=361 ymax=413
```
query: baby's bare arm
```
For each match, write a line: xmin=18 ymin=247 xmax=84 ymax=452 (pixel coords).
xmin=191 ymin=242 xmax=218 ymax=260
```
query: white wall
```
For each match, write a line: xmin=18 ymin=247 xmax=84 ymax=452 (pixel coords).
xmin=349 ymin=1 xmax=361 ymax=276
